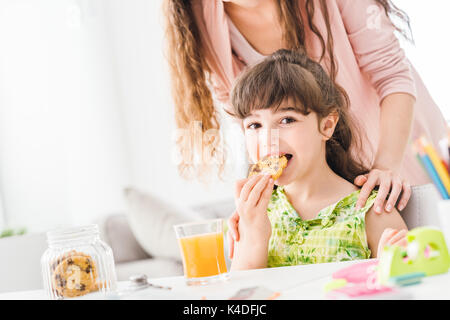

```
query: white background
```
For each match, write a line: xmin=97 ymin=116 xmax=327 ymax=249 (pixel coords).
xmin=396 ymin=0 xmax=450 ymax=121
xmin=0 ymin=0 xmax=448 ymax=233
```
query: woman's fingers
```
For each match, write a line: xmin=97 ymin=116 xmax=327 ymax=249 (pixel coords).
xmin=373 ymin=175 xmax=391 ymax=214
xmin=397 ymin=181 xmax=412 ymax=211
xmin=356 ymin=173 xmax=377 ymax=210
xmin=354 ymin=174 xmax=368 ymax=187
xmin=384 ymin=178 xmax=403 ymax=212
xmin=240 ymin=174 xmax=264 ymax=202
xmin=355 ymin=168 xmax=412 ymax=214
xmin=247 ymin=175 xmax=271 ymax=207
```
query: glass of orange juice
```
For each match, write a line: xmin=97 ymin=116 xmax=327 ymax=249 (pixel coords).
xmin=174 ymin=219 xmax=229 ymax=286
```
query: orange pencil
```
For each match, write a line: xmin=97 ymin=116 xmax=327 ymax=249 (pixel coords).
xmin=443 ymin=160 xmax=449 ymax=174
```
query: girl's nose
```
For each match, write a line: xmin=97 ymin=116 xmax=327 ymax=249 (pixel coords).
xmin=258 ymin=128 xmax=280 ymax=158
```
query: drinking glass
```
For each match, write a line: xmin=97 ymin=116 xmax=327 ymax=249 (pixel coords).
xmin=174 ymin=219 xmax=229 ymax=285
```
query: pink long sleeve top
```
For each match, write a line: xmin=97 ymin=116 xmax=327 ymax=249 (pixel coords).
xmin=191 ymin=0 xmax=448 ymax=186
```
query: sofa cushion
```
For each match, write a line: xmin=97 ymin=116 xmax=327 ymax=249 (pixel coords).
xmin=401 ymin=184 xmax=442 ymax=229
xmin=124 ymin=187 xmax=203 ymax=261
xmin=98 ymin=213 xmax=151 ymax=263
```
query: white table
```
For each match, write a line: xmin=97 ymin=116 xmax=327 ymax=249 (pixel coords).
xmin=1 ymin=260 xmax=449 ymax=300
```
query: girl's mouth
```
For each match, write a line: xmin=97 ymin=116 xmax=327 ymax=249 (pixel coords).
xmin=282 ymin=153 xmax=294 ymax=174
xmin=283 ymin=154 xmax=293 ymax=167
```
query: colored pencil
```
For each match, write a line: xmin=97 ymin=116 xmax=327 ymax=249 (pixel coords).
xmin=442 ymin=160 xmax=449 ymax=175
xmin=438 ymin=138 xmax=449 ymax=170
xmin=415 ymin=153 xmax=425 ymax=171
xmin=414 ymin=140 xmax=450 ymax=199
xmin=419 ymin=136 xmax=450 ymax=195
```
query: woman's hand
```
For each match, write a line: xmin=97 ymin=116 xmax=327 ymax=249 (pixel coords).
xmin=376 ymin=228 xmax=408 ymax=257
xmin=354 ymin=168 xmax=411 ymax=214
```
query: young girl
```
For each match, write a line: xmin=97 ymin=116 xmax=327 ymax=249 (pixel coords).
xmin=228 ymin=49 xmax=408 ymax=270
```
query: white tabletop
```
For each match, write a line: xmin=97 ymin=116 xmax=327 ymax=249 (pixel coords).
xmin=1 ymin=259 xmax=449 ymax=300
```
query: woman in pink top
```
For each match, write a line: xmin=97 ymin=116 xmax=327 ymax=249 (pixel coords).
xmin=163 ymin=1 xmax=447 ymax=217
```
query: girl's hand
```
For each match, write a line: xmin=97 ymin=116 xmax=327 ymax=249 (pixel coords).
xmin=235 ymin=174 xmax=274 ymax=246
xmin=226 ymin=210 xmax=239 ymax=260
xmin=354 ymin=168 xmax=411 ymax=214
xmin=376 ymin=228 xmax=408 ymax=257
xmin=226 ymin=176 xmax=268 ymax=260
xmin=229 ymin=174 xmax=274 ymax=270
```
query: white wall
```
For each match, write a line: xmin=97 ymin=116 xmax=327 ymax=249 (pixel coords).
xmin=0 ymin=0 xmax=244 ymax=233
xmin=102 ymin=0 xmax=244 ymax=209
xmin=397 ymin=0 xmax=450 ymax=120
xmin=0 ymin=0 xmax=130 ymax=232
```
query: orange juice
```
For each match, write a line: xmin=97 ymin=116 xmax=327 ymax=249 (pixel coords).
xmin=178 ymin=231 xmax=227 ymax=278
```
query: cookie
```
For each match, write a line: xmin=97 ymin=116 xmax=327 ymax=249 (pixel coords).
xmin=248 ymin=155 xmax=288 ymax=180
xmin=51 ymin=251 xmax=99 ymax=298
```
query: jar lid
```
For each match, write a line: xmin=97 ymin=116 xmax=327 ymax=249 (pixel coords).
xmin=46 ymin=224 xmax=99 ymax=244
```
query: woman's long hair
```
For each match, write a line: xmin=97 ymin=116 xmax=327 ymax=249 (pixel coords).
xmin=163 ymin=0 xmax=412 ymax=180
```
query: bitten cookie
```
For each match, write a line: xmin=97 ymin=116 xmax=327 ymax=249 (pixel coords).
xmin=51 ymin=251 xmax=98 ymax=298
xmin=248 ymin=155 xmax=288 ymax=180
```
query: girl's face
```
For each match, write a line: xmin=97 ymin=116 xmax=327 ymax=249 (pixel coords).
xmin=242 ymin=101 xmax=337 ymax=185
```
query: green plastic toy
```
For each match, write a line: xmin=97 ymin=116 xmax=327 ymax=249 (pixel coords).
xmin=378 ymin=227 xmax=450 ymax=285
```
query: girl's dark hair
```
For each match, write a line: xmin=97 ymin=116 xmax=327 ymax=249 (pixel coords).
xmin=230 ymin=49 xmax=370 ymax=183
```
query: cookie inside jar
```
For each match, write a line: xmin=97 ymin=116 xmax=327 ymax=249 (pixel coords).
xmin=42 ymin=224 xmax=117 ymax=300
xmin=50 ymin=250 xmax=100 ymax=298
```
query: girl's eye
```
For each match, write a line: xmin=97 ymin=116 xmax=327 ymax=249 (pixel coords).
xmin=280 ymin=117 xmax=296 ymax=124
xmin=246 ymin=122 xmax=261 ymax=130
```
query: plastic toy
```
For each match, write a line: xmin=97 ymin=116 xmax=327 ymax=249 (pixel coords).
xmin=378 ymin=227 xmax=450 ymax=285
xmin=324 ymin=260 xmax=397 ymax=299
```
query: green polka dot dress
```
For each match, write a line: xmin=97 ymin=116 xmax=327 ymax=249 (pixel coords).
xmin=267 ymin=186 xmax=377 ymax=267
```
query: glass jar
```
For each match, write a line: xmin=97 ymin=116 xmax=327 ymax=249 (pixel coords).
xmin=41 ymin=224 xmax=117 ymax=299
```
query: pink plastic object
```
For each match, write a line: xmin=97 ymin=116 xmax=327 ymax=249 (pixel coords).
xmin=328 ymin=260 xmax=400 ymax=299
xmin=332 ymin=260 xmax=379 ymax=283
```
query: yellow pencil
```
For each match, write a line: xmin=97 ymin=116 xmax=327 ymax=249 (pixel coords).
xmin=419 ymin=136 xmax=450 ymax=195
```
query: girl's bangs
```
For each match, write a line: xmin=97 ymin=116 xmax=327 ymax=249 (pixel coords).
xmin=232 ymin=61 xmax=323 ymax=119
